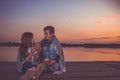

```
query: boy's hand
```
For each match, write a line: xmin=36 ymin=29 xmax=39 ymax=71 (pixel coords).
xmin=49 ymin=60 xmax=56 ymax=65
xmin=43 ymin=60 xmax=56 ymax=66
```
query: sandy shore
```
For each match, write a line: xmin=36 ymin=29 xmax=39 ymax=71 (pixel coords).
xmin=1 ymin=61 xmax=120 ymax=80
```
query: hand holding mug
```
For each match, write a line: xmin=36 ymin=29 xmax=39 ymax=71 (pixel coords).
xmin=35 ymin=44 xmax=41 ymax=52
xmin=44 ymin=59 xmax=51 ymax=66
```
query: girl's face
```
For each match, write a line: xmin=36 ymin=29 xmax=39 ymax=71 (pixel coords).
xmin=23 ymin=37 xmax=33 ymax=47
xmin=44 ymin=30 xmax=53 ymax=40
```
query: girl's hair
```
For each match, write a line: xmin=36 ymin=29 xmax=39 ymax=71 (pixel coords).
xmin=20 ymin=32 xmax=34 ymax=61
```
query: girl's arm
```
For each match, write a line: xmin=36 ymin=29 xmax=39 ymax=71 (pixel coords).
xmin=33 ymin=52 xmax=39 ymax=62
xmin=25 ymin=49 xmax=35 ymax=61
xmin=26 ymin=44 xmax=42 ymax=62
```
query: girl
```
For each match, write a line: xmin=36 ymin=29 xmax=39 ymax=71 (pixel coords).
xmin=17 ymin=32 xmax=44 ymax=80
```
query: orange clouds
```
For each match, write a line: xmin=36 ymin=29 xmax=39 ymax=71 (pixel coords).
xmin=95 ymin=14 xmax=120 ymax=25
xmin=96 ymin=21 xmax=104 ymax=25
xmin=106 ymin=14 xmax=120 ymax=20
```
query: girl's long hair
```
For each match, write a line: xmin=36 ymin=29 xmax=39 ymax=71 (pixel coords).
xmin=20 ymin=32 xmax=34 ymax=61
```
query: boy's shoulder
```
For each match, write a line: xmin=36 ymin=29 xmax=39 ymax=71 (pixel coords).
xmin=52 ymin=36 xmax=59 ymax=43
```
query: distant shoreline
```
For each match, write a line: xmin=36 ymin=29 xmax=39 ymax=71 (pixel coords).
xmin=1 ymin=61 xmax=120 ymax=63
xmin=62 ymin=43 xmax=120 ymax=48
xmin=0 ymin=42 xmax=120 ymax=48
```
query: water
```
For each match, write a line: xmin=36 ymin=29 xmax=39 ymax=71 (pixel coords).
xmin=64 ymin=47 xmax=120 ymax=61
xmin=0 ymin=47 xmax=120 ymax=62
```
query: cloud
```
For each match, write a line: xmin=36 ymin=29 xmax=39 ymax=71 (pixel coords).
xmin=95 ymin=14 xmax=120 ymax=25
xmin=117 ymin=36 xmax=120 ymax=38
xmin=81 ymin=37 xmax=111 ymax=40
xmin=105 ymin=14 xmax=120 ymax=20
xmin=81 ymin=36 xmax=120 ymax=41
xmin=95 ymin=21 xmax=104 ymax=25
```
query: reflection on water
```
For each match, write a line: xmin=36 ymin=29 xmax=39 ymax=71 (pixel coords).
xmin=0 ymin=47 xmax=120 ymax=62
xmin=64 ymin=47 xmax=120 ymax=61
xmin=0 ymin=47 xmax=19 ymax=62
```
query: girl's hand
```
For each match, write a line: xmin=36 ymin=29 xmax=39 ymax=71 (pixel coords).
xmin=31 ymin=48 xmax=36 ymax=53
xmin=33 ymin=53 xmax=39 ymax=62
xmin=35 ymin=44 xmax=42 ymax=52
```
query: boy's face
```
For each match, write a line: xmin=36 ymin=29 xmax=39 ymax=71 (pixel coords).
xmin=44 ymin=30 xmax=53 ymax=40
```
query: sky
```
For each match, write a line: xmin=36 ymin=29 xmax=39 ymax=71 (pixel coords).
xmin=0 ymin=0 xmax=120 ymax=44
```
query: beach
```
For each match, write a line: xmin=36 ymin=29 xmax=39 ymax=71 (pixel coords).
xmin=1 ymin=61 xmax=120 ymax=80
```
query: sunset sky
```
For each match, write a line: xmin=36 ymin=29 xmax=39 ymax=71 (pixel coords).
xmin=0 ymin=0 xmax=120 ymax=43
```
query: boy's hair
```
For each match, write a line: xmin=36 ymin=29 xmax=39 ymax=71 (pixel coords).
xmin=43 ymin=26 xmax=55 ymax=34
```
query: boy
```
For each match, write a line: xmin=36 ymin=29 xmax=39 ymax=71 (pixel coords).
xmin=40 ymin=26 xmax=66 ymax=74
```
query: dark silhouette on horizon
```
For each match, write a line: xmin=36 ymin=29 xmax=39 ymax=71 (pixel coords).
xmin=62 ymin=43 xmax=120 ymax=48
xmin=0 ymin=42 xmax=120 ymax=48
xmin=0 ymin=42 xmax=21 ymax=47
